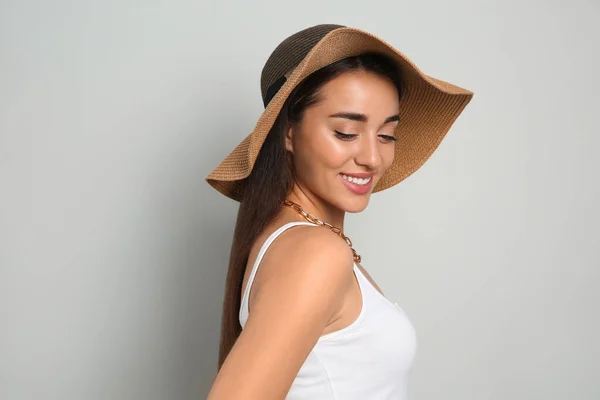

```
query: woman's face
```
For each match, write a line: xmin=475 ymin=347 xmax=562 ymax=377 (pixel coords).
xmin=286 ymin=70 xmax=400 ymax=213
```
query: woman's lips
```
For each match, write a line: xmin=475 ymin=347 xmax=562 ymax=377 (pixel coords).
xmin=339 ymin=173 xmax=373 ymax=195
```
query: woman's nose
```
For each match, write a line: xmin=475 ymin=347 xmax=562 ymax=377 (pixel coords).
xmin=355 ymin=135 xmax=382 ymax=170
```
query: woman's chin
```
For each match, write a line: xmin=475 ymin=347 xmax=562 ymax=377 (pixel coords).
xmin=338 ymin=196 xmax=371 ymax=213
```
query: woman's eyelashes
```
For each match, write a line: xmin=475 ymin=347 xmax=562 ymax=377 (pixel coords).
xmin=334 ymin=130 xmax=397 ymax=142
xmin=334 ymin=130 xmax=357 ymax=140
xmin=380 ymin=134 xmax=398 ymax=142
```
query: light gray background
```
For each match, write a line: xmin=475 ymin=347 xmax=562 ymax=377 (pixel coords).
xmin=1 ymin=1 xmax=599 ymax=399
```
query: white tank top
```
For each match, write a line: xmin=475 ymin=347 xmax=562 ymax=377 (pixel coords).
xmin=239 ymin=221 xmax=418 ymax=399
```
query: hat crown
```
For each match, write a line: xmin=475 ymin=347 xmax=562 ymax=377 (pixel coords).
xmin=260 ymin=24 xmax=345 ymax=106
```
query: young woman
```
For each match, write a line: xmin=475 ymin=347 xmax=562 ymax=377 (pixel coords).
xmin=205 ymin=24 xmax=473 ymax=399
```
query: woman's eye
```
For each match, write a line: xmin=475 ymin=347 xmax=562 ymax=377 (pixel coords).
xmin=379 ymin=134 xmax=398 ymax=142
xmin=334 ymin=130 xmax=357 ymax=140
xmin=335 ymin=130 xmax=397 ymax=142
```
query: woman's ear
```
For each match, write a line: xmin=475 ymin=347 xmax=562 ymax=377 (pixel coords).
xmin=285 ymin=126 xmax=294 ymax=153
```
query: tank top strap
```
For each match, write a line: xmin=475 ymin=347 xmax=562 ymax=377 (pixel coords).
xmin=239 ymin=221 xmax=317 ymax=325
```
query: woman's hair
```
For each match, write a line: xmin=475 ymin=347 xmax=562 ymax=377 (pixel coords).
xmin=217 ymin=52 xmax=404 ymax=369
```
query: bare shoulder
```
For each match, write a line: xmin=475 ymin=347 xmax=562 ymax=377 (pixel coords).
xmin=271 ymin=223 xmax=353 ymax=262
xmin=254 ymin=224 xmax=355 ymax=305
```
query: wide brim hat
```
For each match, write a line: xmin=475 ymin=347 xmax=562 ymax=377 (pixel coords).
xmin=206 ymin=24 xmax=473 ymax=201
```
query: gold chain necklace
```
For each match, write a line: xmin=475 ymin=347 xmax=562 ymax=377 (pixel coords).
xmin=281 ymin=199 xmax=361 ymax=263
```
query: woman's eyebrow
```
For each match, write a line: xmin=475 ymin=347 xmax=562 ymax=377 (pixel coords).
xmin=329 ymin=112 xmax=400 ymax=124
xmin=384 ymin=115 xmax=400 ymax=124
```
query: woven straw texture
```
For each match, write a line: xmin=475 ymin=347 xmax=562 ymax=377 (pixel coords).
xmin=206 ymin=26 xmax=473 ymax=201
xmin=261 ymin=24 xmax=344 ymax=103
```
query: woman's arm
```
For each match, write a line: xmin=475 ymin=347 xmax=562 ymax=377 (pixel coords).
xmin=207 ymin=227 xmax=354 ymax=399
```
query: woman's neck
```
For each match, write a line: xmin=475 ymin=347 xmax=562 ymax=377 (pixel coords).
xmin=285 ymin=188 xmax=345 ymax=230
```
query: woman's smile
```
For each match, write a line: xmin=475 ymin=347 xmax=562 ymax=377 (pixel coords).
xmin=339 ymin=173 xmax=374 ymax=195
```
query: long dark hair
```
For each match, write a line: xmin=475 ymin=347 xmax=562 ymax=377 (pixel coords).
xmin=217 ymin=52 xmax=404 ymax=369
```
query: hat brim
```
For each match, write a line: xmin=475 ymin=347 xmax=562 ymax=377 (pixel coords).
xmin=206 ymin=27 xmax=473 ymax=201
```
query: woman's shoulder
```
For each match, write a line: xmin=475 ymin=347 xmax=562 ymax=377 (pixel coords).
xmin=250 ymin=220 xmax=355 ymax=301
xmin=260 ymin=220 xmax=353 ymax=267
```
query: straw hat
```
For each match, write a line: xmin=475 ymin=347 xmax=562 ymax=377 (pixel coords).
xmin=205 ymin=24 xmax=473 ymax=201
